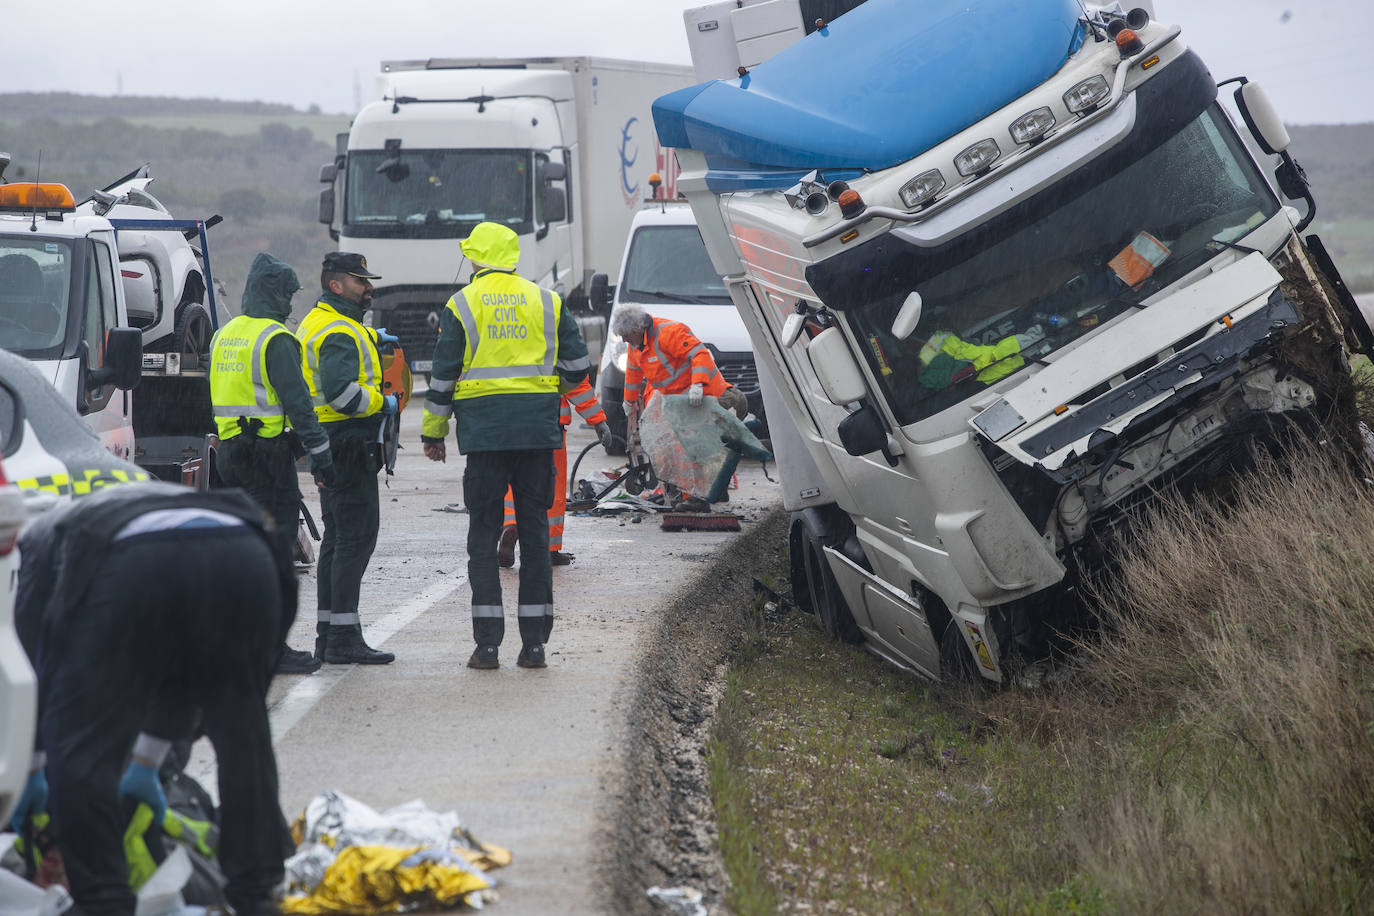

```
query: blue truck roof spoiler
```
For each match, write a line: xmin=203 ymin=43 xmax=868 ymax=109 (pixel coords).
xmin=654 ymin=0 xmax=1086 ymax=191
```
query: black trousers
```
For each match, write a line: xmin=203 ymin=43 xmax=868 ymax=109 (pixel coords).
xmin=317 ymin=437 xmax=380 ymax=626
xmin=463 ymin=449 xmax=555 ymax=647
xmin=37 ymin=528 xmax=290 ymax=916
xmin=218 ymin=433 xmax=300 ymax=530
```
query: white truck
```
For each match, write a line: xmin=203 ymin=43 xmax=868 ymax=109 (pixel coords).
xmin=661 ymin=0 xmax=1371 ymax=681
xmin=318 ymin=56 xmax=696 ymax=380
xmin=593 ymin=200 xmax=765 ymax=450
xmin=0 ymin=160 xmax=224 ymax=487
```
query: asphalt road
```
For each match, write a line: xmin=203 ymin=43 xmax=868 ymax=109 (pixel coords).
xmin=188 ymin=402 xmax=781 ymax=914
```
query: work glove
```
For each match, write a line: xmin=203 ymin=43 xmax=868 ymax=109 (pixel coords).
xmin=9 ymin=768 xmax=47 ymax=833
xmin=375 ymin=327 xmax=399 ymax=346
xmin=594 ymin=422 xmax=614 ymax=450
xmin=688 ymin=383 xmax=705 ymax=407
xmin=119 ymin=762 xmax=167 ymax=827
xmin=312 ymin=462 xmax=336 ymax=489
xmin=381 ymin=394 xmax=399 ymax=415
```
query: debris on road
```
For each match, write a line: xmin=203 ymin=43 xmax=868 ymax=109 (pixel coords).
xmin=282 ymin=792 xmax=509 ymax=913
xmin=646 ymin=884 xmax=707 ymax=916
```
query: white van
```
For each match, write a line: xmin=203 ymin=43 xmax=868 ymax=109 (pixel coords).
xmin=591 ymin=201 xmax=764 ymax=449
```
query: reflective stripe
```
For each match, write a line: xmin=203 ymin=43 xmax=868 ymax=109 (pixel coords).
xmin=308 ymin=440 xmax=332 ymax=456
xmin=304 ymin=319 xmax=378 ymax=380
xmin=330 ymin=612 xmax=360 ymax=626
xmin=556 ymin=354 xmax=591 ymax=371
xmin=317 ymin=609 xmax=332 ymax=623
xmin=539 ymin=288 xmax=557 ymax=375
xmin=213 ymin=404 xmax=285 ymax=417
xmin=329 ymin=381 xmax=365 ymax=411
xmin=13 ymin=468 xmax=149 ymax=499
xmin=547 ymin=515 xmax=565 ymax=528
xmin=517 ymin=603 xmax=552 ymax=618
xmin=567 ymin=388 xmax=597 ymax=407
xmin=450 ymin=296 xmax=482 ymax=366
xmin=429 ymin=376 xmax=457 ymax=394
xmin=472 ymin=604 xmax=504 ymax=618
xmin=461 ymin=364 xmax=553 ymax=380
xmin=426 ymin=402 xmax=453 ymax=419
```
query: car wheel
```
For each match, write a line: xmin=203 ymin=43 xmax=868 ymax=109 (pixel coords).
xmin=174 ymin=304 xmax=213 ymax=361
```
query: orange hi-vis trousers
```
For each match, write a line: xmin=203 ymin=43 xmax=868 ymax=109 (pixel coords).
xmin=503 ymin=429 xmax=567 ymax=552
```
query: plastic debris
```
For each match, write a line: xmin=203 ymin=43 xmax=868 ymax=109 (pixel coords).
xmin=638 ymin=394 xmax=767 ymax=499
xmin=282 ymin=791 xmax=510 ymax=914
xmin=646 ymin=885 xmax=707 ymax=916
xmin=0 ymin=867 xmax=72 ymax=916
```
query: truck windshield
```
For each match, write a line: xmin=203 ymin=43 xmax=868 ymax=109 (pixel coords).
xmin=345 ymin=149 xmax=532 ymax=239
xmin=0 ymin=236 xmax=74 ymax=360
xmin=826 ymin=104 xmax=1280 ymax=426
xmin=621 ymin=225 xmax=731 ymax=304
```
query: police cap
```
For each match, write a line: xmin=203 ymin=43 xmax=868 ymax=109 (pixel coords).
xmin=322 ymin=251 xmax=381 ymax=279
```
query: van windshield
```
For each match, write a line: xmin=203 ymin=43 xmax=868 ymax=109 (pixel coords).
xmin=621 ymin=225 xmax=730 ymax=304
xmin=0 ymin=237 xmax=74 ymax=360
xmin=346 ymin=149 xmax=532 ymax=239
xmin=820 ymin=104 xmax=1280 ymax=425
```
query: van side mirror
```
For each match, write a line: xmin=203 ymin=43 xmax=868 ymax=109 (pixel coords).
xmin=589 ymin=273 xmax=613 ymax=314
xmin=99 ymin=328 xmax=143 ymax=391
xmin=1234 ymin=81 xmax=1290 ymax=155
xmin=806 ymin=327 xmax=867 ymax=405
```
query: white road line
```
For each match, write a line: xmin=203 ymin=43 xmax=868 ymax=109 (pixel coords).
xmin=187 ymin=575 xmax=466 ymax=801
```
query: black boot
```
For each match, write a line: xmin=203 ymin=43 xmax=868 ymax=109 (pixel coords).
xmin=278 ymin=643 xmax=322 ymax=675
xmin=314 ymin=622 xmax=329 ymax=659
xmin=323 ymin=625 xmax=395 ymax=665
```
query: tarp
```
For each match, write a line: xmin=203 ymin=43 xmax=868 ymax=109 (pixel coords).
xmin=638 ymin=393 xmax=767 ymax=499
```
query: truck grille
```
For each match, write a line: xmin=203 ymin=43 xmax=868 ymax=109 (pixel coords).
xmin=384 ymin=302 xmax=447 ymax=374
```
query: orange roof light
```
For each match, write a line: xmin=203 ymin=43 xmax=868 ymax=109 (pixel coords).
xmin=0 ymin=183 xmax=76 ymax=211
xmin=1115 ymin=28 xmax=1144 ymax=55
xmin=837 ymin=189 xmax=865 ymax=219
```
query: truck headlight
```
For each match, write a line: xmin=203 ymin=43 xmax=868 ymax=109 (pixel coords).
xmin=898 ymin=169 xmax=946 ymax=209
xmin=1009 ymin=107 xmax=1056 ymax=144
xmin=954 ymin=139 xmax=1001 ymax=177
xmin=1063 ymin=75 xmax=1110 ymax=114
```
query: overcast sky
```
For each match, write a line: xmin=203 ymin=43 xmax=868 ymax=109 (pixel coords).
xmin=2 ymin=0 xmax=1370 ymax=124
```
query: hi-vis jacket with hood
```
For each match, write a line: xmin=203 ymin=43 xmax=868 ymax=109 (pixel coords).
xmin=209 ymin=253 xmax=331 ymax=469
xmin=422 ymin=222 xmax=591 ymax=454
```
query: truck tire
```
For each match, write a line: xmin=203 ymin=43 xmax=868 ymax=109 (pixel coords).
xmin=173 ymin=303 xmax=213 ymax=361
xmin=938 ymin=618 xmax=983 ymax=686
xmin=802 ymin=529 xmax=863 ymax=645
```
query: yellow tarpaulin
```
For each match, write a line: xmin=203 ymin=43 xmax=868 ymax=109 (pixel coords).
xmin=281 ymin=843 xmax=510 ymax=914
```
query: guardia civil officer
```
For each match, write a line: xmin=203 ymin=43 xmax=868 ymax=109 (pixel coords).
xmin=12 ymin=479 xmax=297 ymax=916
xmin=298 ymin=251 xmax=397 ymax=665
xmin=210 ymin=252 xmax=333 ymax=674
xmin=421 ymin=222 xmax=592 ymax=670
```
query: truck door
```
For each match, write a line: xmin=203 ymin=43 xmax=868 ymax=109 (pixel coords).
xmin=77 ymin=239 xmax=134 ymax=460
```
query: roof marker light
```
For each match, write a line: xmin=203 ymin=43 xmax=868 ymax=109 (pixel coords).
xmin=898 ymin=169 xmax=945 ymax=209
xmin=0 ymin=183 xmax=76 ymax=211
xmin=954 ymin=139 xmax=1001 ymax=177
xmin=1064 ymin=75 xmax=1111 ymax=114
xmin=1009 ymin=107 xmax=1057 ymax=145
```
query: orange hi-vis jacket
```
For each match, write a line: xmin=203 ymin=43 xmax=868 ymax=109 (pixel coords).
xmin=560 ymin=376 xmax=606 ymax=427
xmin=624 ymin=316 xmax=727 ymax=405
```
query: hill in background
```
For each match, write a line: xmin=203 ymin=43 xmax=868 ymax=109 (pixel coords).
xmin=1 ymin=93 xmax=1372 ymax=312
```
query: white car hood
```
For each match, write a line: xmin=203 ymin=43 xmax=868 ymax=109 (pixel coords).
xmin=970 ymin=252 xmax=1284 ymax=470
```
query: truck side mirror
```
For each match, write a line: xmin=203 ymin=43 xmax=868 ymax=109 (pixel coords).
xmin=100 ymin=328 xmax=143 ymax=392
xmin=542 ymin=160 xmax=567 ymax=182
xmin=589 ymin=273 xmax=613 ymax=314
xmin=318 ymin=187 xmax=335 ymax=226
xmin=542 ymin=185 xmax=567 ymax=224
xmin=1234 ymin=81 xmax=1290 ymax=155
xmin=891 ymin=291 xmax=923 ymax=340
xmin=806 ymin=327 xmax=867 ymax=405
xmin=319 ymin=163 xmax=337 ymax=184
xmin=837 ymin=403 xmax=887 ymax=457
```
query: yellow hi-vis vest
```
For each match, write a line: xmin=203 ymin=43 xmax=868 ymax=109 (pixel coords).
xmin=298 ymin=302 xmax=383 ymax=423
xmin=448 ymin=270 xmax=560 ymax=400
xmin=209 ymin=315 xmax=290 ymax=440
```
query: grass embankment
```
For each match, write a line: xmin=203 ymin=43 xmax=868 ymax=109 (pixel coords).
xmin=710 ymin=445 xmax=1374 ymax=914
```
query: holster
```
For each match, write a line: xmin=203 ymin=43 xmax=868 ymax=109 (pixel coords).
xmin=284 ymin=429 xmax=306 ymax=460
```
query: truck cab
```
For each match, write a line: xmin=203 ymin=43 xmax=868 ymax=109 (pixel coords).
xmin=661 ymin=0 xmax=1369 ymax=681
xmin=594 ymin=201 xmax=765 ymax=448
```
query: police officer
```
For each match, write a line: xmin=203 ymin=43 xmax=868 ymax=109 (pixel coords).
xmin=421 ymin=222 xmax=592 ymax=670
xmin=210 ymin=252 xmax=334 ymax=674
xmin=298 ymin=252 xmax=397 ymax=665
xmin=12 ymin=479 xmax=297 ymax=916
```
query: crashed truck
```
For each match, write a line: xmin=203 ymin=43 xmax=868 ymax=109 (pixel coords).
xmin=657 ymin=0 xmax=1372 ymax=681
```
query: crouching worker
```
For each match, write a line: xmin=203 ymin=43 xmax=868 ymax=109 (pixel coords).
xmin=10 ymin=480 xmax=298 ymax=916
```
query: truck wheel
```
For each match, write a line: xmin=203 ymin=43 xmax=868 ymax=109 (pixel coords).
xmin=802 ymin=529 xmax=863 ymax=645
xmin=938 ymin=618 xmax=982 ymax=685
xmin=174 ymin=304 xmax=213 ymax=361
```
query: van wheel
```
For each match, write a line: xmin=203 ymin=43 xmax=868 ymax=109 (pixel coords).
xmin=802 ymin=529 xmax=863 ymax=644
xmin=174 ymin=304 xmax=213 ymax=361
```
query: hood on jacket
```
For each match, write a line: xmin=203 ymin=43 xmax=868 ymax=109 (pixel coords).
xmin=241 ymin=253 xmax=301 ymax=322
xmin=460 ymin=222 xmax=520 ymax=271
